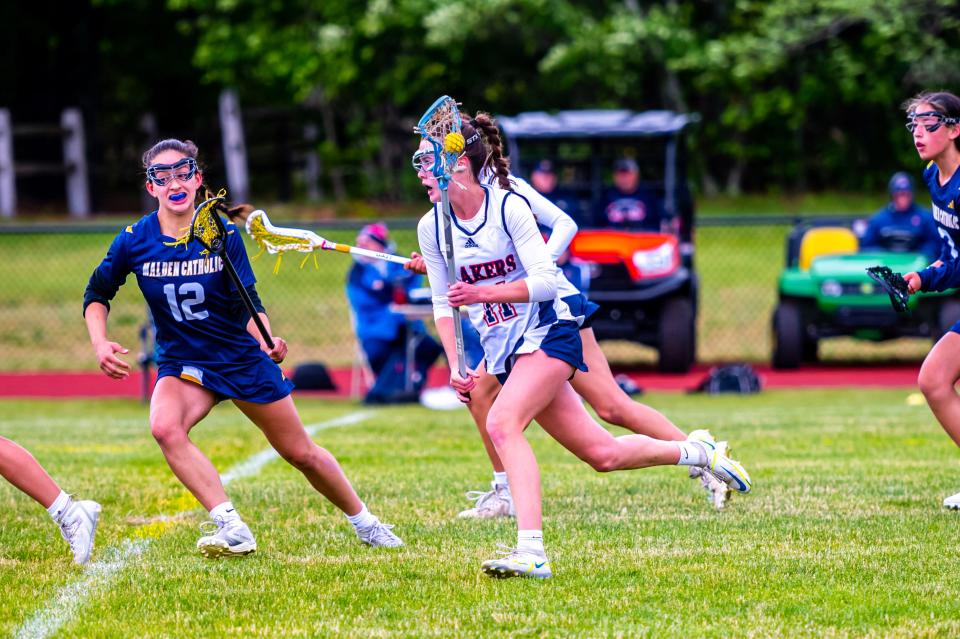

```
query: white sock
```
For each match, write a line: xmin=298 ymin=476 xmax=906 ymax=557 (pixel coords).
xmin=210 ymin=501 xmax=240 ymax=523
xmin=676 ymin=441 xmax=708 ymax=466
xmin=517 ymin=529 xmax=545 ymax=556
xmin=492 ymin=471 xmax=509 ymax=490
xmin=47 ymin=491 xmax=70 ymax=521
xmin=346 ymin=503 xmax=377 ymax=530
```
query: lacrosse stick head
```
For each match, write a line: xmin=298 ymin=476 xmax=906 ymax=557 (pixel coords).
xmin=245 ymin=210 xmax=324 ymax=255
xmin=415 ymin=95 xmax=464 ymax=187
xmin=185 ymin=191 xmax=230 ymax=254
xmin=865 ymin=265 xmax=911 ymax=313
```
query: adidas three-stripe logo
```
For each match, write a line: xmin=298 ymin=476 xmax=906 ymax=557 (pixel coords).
xmin=464 ymin=237 xmax=480 ymax=249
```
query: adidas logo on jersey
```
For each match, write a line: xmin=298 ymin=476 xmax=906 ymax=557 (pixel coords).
xmin=464 ymin=237 xmax=480 ymax=249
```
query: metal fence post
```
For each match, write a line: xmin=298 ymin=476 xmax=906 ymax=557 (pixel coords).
xmin=219 ymin=89 xmax=249 ymax=202
xmin=303 ymin=123 xmax=322 ymax=202
xmin=61 ymin=108 xmax=90 ymax=218
xmin=0 ymin=109 xmax=14 ymax=217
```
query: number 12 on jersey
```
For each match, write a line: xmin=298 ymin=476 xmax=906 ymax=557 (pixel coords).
xmin=164 ymin=282 xmax=209 ymax=322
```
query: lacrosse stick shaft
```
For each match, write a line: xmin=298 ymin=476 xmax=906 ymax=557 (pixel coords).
xmin=329 ymin=243 xmax=410 ymax=265
xmin=440 ymin=188 xmax=468 ymax=379
xmin=220 ymin=251 xmax=275 ymax=350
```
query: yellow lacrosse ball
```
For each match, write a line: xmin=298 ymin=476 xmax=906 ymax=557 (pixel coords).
xmin=444 ymin=132 xmax=465 ymax=154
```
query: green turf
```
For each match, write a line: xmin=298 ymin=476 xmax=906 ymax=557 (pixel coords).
xmin=2 ymin=389 xmax=959 ymax=638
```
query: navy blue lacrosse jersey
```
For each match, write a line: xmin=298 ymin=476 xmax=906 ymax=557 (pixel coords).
xmin=918 ymin=162 xmax=960 ymax=291
xmin=86 ymin=212 xmax=291 ymax=401
xmin=923 ymin=161 xmax=960 ymax=261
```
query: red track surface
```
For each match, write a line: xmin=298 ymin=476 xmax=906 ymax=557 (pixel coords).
xmin=0 ymin=363 xmax=921 ymax=399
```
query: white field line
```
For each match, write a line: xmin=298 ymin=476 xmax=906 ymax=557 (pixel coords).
xmin=13 ymin=410 xmax=373 ymax=639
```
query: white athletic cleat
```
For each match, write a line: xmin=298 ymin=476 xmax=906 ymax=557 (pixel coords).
xmin=944 ymin=491 xmax=960 ymax=510
xmin=356 ymin=520 xmax=404 ymax=548
xmin=197 ymin=518 xmax=257 ymax=558
xmin=688 ymin=430 xmax=751 ymax=494
xmin=57 ymin=499 xmax=101 ymax=564
xmin=686 ymin=430 xmax=732 ymax=509
xmin=458 ymin=483 xmax=515 ymax=518
xmin=481 ymin=547 xmax=552 ymax=579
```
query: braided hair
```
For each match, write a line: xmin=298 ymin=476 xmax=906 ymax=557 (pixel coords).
xmin=461 ymin=112 xmax=511 ymax=190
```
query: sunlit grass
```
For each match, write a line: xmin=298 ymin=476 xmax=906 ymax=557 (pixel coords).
xmin=2 ymin=389 xmax=958 ymax=638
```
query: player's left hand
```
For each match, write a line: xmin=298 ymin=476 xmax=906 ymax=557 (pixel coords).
xmin=265 ymin=336 xmax=288 ymax=363
xmin=448 ymin=281 xmax=483 ymax=306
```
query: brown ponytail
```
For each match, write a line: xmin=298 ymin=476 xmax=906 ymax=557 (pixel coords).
xmin=461 ymin=111 xmax=512 ymax=191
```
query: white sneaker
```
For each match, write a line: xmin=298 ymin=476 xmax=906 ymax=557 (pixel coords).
xmin=458 ymin=483 xmax=515 ymax=518
xmin=687 ymin=430 xmax=732 ymax=510
xmin=687 ymin=430 xmax=752 ymax=493
xmin=944 ymin=491 xmax=960 ymax=509
xmin=481 ymin=547 xmax=552 ymax=579
xmin=356 ymin=520 xmax=404 ymax=548
xmin=197 ymin=518 xmax=257 ymax=558
xmin=57 ymin=499 xmax=101 ymax=564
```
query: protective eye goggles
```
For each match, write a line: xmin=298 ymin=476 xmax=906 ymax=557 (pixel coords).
xmin=411 ymin=149 xmax=437 ymax=173
xmin=905 ymin=111 xmax=959 ymax=133
xmin=146 ymin=157 xmax=198 ymax=186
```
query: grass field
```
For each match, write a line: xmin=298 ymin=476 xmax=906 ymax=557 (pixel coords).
xmin=3 ymin=389 xmax=959 ymax=638
xmin=0 ymin=221 xmax=930 ymax=372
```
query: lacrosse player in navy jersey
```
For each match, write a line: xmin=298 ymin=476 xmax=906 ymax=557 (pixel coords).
xmin=83 ymin=139 xmax=402 ymax=557
xmin=0 ymin=437 xmax=100 ymax=563
xmin=406 ymin=112 xmax=736 ymax=519
xmin=900 ymin=92 xmax=960 ymax=510
xmin=413 ymin=114 xmax=751 ymax=579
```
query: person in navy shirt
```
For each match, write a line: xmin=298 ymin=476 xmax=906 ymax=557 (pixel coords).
xmin=346 ymin=222 xmax=441 ymax=403
xmin=899 ymin=92 xmax=960 ymax=511
xmin=859 ymin=171 xmax=940 ymax=260
xmin=84 ymin=138 xmax=402 ymax=556
xmin=601 ymin=157 xmax=663 ymax=230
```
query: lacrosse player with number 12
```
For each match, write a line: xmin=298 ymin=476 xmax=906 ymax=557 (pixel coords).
xmin=83 ymin=138 xmax=403 ymax=557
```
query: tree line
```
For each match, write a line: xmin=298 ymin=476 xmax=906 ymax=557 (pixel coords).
xmin=3 ymin=0 xmax=958 ymax=211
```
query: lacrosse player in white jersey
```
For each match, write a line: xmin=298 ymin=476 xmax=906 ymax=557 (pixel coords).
xmin=413 ymin=113 xmax=752 ymax=579
xmin=407 ymin=113 xmax=736 ymax=518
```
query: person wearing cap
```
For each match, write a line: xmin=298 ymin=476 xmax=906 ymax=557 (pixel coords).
xmin=346 ymin=222 xmax=442 ymax=404
xmin=529 ymin=159 xmax=584 ymax=224
xmin=602 ymin=157 xmax=664 ymax=230
xmin=859 ymin=171 xmax=940 ymax=260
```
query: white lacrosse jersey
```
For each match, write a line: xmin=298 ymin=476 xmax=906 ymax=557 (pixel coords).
xmin=417 ymin=185 xmax=578 ymax=375
xmin=480 ymin=170 xmax=581 ymax=300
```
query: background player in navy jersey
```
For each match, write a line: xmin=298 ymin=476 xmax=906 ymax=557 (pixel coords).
xmin=407 ymin=112 xmax=735 ymax=518
xmin=413 ymin=115 xmax=750 ymax=579
xmin=900 ymin=92 xmax=960 ymax=510
xmin=0 ymin=437 xmax=100 ymax=563
xmin=83 ymin=139 xmax=402 ymax=557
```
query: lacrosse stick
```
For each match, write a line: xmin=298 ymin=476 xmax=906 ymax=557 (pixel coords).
xmin=415 ymin=95 xmax=470 ymax=387
xmin=866 ymin=265 xmax=911 ymax=313
xmin=245 ymin=210 xmax=409 ymax=274
xmin=182 ymin=191 xmax=275 ymax=349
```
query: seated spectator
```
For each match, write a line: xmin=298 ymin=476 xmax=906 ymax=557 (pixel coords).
xmin=529 ymin=159 xmax=584 ymax=224
xmin=601 ymin=158 xmax=663 ymax=230
xmin=346 ymin=222 xmax=442 ymax=404
xmin=859 ymin=172 xmax=940 ymax=261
